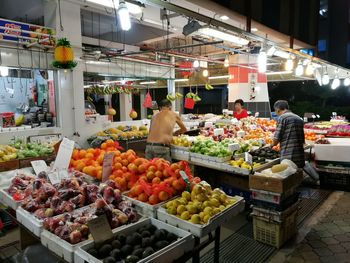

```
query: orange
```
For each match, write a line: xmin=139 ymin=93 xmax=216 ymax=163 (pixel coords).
xmin=79 ymin=150 xmax=87 ymax=159
xmin=85 ymin=152 xmax=94 ymax=159
xmin=138 ymin=193 xmax=149 ymax=202
xmin=114 ymin=156 xmax=122 ymax=163
xmin=146 ymin=171 xmax=155 ymax=181
xmin=69 ymin=159 xmax=76 ymax=168
xmin=97 ymin=154 xmax=104 ymax=164
xmin=96 ymin=170 xmax=102 ymax=180
xmin=120 ymin=153 xmax=126 ymax=159
xmin=121 ymin=159 xmax=129 ymax=167
xmin=134 ymin=185 xmax=144 ymax=196
xmin=163 ymin=169 xmax=169 ymax=178
xmin=127 ymin=155 xmax=136 ymax=163
xmin=126 ymin=149 xmax=136 ymax=155
xmin=122 ymin=166 xmax=128 ymax=172
xmin=113 ymin=169 xmax=123 ymax=178
xmin=114 ymin=162 xmax=123 ymax=170
xmin=158 ymin=191 xmax=169 ymax=201
xmin=148 ymin=165 xmax=157 ymax=173
xmin=106 ymin=139 xmax=115 ymax=147
xmin=75 ymin=161 xmax=85 ymax=171
xmin=139 ymin=175 xmax=147 ymax=182
xmin=114 ymin=150 xmax=121 ymax=157
xmin=72 ymin=149 xmax=79 ymax=160
xmin=137 ymin=164 xmax=146 ymax=174
xmin=148 ymin=194 xmax=159 ymax=205
xmin=170 ymin=163 xmax=179 ymax=171
xmin=152 ymin=177 xmax=161 ymax=184
xmin=133 ymin=158 xmax=144 ymax=167
xmin=172 ymin=179 xmax=184 ymax=191
xmin=155 ymin=171 xmax=163 ymax=178
xmin=87 ymin=148 xmax=95 ymax=154
xmin=100 ymin=142 xmax=107 ymax=150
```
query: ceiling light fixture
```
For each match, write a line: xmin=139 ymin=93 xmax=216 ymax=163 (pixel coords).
xmin=331 ymin=78 xmax=340 ymax=90
xmin=193 ymin=60 xmax=200 ymax=68
xmin=202 ymin=69 xmax=209 ymax=77
xmin=208 ymin=75 xmax=230 ymax=80
xmin=258 ymin=48 xmax=267 ymax=73
xmin=140 ymin=81 xmax=156 ymax=85
xmin=251 ymin=28 xmax=258 ymax=32
xmin=220 ymin=15 xmax=229 ymax=20
xmin=344 ymin=77 xmax=350 ymax=86
xmin=305 ymin=63 xmax=314 ymax=75
xmin=322 ymin=71 xmax=330 ymax=85
xmin=295 ymin=61 xmax=304 ymax=76
xmin=224 ymin=55 xmax=229 ymax=67
xmin=174 ymin=79 xmax=189 ymax=82
xmin=267 ymin=46 xmax=276 ymax=56
xmin=285 ymin=58 xmax=294 ymax=71
xmin=86 ymin=0 xmax=143 ymax=14
xmin=197 ymin=27 xmax=249 ymax=46
xmin=0 ymin=66 xmax=9 ymax=77
xmin=118 ymin=1 xmax=131 ymax=31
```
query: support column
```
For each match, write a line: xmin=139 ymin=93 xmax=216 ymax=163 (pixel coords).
xmin=175 ymin=87 xmax=183 ymax=114
xmin=139 ymin=90 xmax=147 ymax=119
xmin=119 ymin=93 xmax=132 ymax=121
xmin=167 ymin=56 xmax=176 ymax=111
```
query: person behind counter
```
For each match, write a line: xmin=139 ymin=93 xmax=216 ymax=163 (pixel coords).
xmin=233 ymin=99 xmax=248 ymax=120
xmin=146 ymin=99 xmax=187 ymax=162
xmin=272 ymin=100 xmax=305 ymax=168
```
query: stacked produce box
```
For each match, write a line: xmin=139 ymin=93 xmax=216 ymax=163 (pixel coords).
xmin=249 ymin=161 xmax=303 ymax=248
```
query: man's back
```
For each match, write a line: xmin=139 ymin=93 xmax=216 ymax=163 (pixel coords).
xmin=275 ymin=111 xmax=305 ymax=167
xmin=147 ymin=110 xmax=177 ymax=145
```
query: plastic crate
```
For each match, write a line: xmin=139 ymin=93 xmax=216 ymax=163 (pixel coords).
xmin=318 ymin=167 xmax=350 ymax=191
xmin=253 ymin=208 xmax=297 ymax=248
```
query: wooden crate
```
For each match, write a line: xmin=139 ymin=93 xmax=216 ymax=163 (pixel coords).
xmin=0 ymin=159 xmax=20 ymax=172
xmin=19 ymin=154 xmax=56 ymax=168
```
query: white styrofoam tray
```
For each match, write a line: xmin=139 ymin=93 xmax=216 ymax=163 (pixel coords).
xmin=171 ymin=145 xmax=190 ymax=151
xmin=74 ymin=217 xmax=195 ymax=263
xmin=157 ymin=196 xmax=245 ymax=237
xmin=219 ymin=163 xmax=251 ymax=176
xmin=315 ymin=138 xmax=350 ymax=162
xmin=16 ymin=207 xmax=43 ymax=237
xmin=123 ymin=194 xmax=177 ymax=218
xmin=171 ymin=149 xmax=190 ymax=161
xmin=0 ymin=167 xmax=34 ymax=189
xmin=0 ymin=188 xmax=22 ymax=209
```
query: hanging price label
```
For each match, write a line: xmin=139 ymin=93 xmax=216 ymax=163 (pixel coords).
xmin=31 ymin=160 xmax=48 ymax=175
xmin=102 ymin=152 xmax=115 ymax=182
xmin=53 ymin=138 xmax=75 ymax=170
xmin=244 ymin=152 xmax=253 ymax=165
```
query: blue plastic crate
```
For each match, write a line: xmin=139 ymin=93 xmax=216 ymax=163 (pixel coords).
xmin=219 ymin=183 xmax=251 ymax=202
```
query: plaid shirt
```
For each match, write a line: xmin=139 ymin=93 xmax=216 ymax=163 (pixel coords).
xmin=274 ymin=111 xmax=305 ymax=168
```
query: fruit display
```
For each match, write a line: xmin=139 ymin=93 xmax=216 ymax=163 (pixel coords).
xmin=0 ymin=145 xmax=17 ymax=162
xmin=250 ymin=147 xmax=279 ymax=160
xmin=127 ymin=160 xmax=200 ymax=204
xmin=10 ymin=140 xmax=54 ymax=159
xmin=42 ymin=198 xmax=136 ymax=244
xmin=163 ymin=182 xmax=238 ymax=225
xmin=83 ymin=223 xmax=179 ymax=262
xmin=304 ymin=131 xmax=319 ymax=141
xmin=7 ymin=173 xmax=35 ymax=201
xmin=326 ymin=124 xmax=350 ymax=137
xmin=229 ymin=158 xmax=262 ymax=170
xmin=243 ymin=128 xmax=273 ymax=145
xmin=70 ymin=140 xmax=123 ymax=180
xmin=315 ymin=138 xmax=331 ymax=144
xmin=20 ymin=170 xmax=123 ymax=219
xmin=172 ymin=135 xmax=192 ymax=148
xmin=200 ymin=126 xmax=239 ymax=140
xmin=233 ymin=140 xmax=262 ymax=155
xmin=190 ymin=139 xmax=232 ymax=158
xmin=93 ymin=126 xmax=149 ymax=142
xmin=255 ymin=118 xmax=277 ymax=131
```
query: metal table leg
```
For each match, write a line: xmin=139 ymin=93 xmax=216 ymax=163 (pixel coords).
xmin=193 ymin=236 xmax=200 ymax=263
xmin=214 ymin=227 xmax=221 ymax=263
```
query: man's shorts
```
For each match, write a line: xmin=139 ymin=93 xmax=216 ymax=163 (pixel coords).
xmin=145 ymin=145 xmax=171 ymax=162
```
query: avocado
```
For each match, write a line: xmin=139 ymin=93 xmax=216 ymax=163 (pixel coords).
xmin=141 ymin=230 xmax=151 ymax=238
xmin=146 ymin=224 xmax=157 ymax=234
xmin=87 ymin=248 xmax=98 ymax=258
xmin=132 ymin=248 xmax=143 ymax=258
xmin=103 ymin=257 xmax=116 ymax=263
xmin=155 ymin=240 xmax=169 ymax=250
xmin=110 ymin=249 xmax=122 ymax=260
xmin=134 ymin=245 xmax=141 ymax=250
xmin=120 ymin=245 xmax=133 ymax=258
xmin=126 ymin=236 xmax=135 ymax=246
xmin=142 ymin=237 xmax=152 ymax=248
xmin=150 ymin=235 xmax=156 ymax=244
xmin=142 ymin=247 xmax=154 ymax=258
xmin=137 ymin=227 xmax=146 ymax=234
xmin=99 ymin=244 xmax=113 ymax=258
xmin=167 ymin=232 xmax=178 ymax=242
xmin=117 ymin=234 xmax=126 ymax=245
xmin=154 ymin=229 xmax=166 ymax=241
xmin=112 ymin=240 xmax=122 ymax=249
xmin=159 ymin=229 xmax=168 ymax=238
xmin=132 ymin=233 xmax=142 ymax=245
xmin=125 ymin=255 xmax=139 ymax=263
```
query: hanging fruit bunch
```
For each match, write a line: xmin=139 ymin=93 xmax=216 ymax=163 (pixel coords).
xmin=166 ymin=92 xmax=183 ymax=101
xmin=53 ymin=38 xmax=77 ymax=69
xmin=186 ymin=92 xmax=201 ymax=102
xmin=205 ymin=83 xmax=214 ymax=90
xmin=129 ymin=109 xmax=138 ymax=119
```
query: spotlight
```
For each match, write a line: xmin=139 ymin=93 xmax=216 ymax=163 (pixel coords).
xmin=295 ymin=61 xmax=303 ymax=76
xmin=331 ymin=78 xmax=340 ymax=89
xmin=118 ymin=1 xmax=131 ymax=31
xmin=203 ymin=69 xmax=209 ymax=77
xmin=285 ymin=58 xmax=294 ymax=71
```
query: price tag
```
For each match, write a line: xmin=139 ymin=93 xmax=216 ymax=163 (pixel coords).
xmin=222 ymin=109 xmax=228 ymax=114
xmin=102 ymin=152 xmax=115 ymax=182
xmin=303 ymin=117 xmax=308 ymax=122
xmin=312 ymin=115 xmax=316 ymax=119
xmin=227 ymin=110 xmax=234 ymax=115
xmin=87 ymin=214 xmax=114 ymax=245
xmin=255 ymin=112 xmax=260 ymax=117
xmin=213 ymin=128 xmax=224 ymax=136
xmin=244 ymin=152 xmax=253 ymax=165
xmin=53 ymin=138 xmax=75 ymax=170
xmin=31 ymin=160 xmax=48 ymax=175
xmin=204 ymin=122 xmax=213 ymax=128
xmin=237 ymin=131 xmax=245 ymax=138
xmin=179 ymin=170 xmax=190 ymax=191
xmin=47 ymin=171 xmax=60 ymax=185
xmin=332 ymin=112 xmax=337 ymax=116
xmin=228 ymin=143 xmax=240 ymax=152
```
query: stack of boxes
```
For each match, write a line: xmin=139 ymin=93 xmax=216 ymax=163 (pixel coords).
xmin=249 ymin=169 xmax=303 ymax=248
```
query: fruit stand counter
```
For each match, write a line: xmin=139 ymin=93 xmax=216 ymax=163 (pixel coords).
xmin=117 ymin=138 xmax=147 ymax=158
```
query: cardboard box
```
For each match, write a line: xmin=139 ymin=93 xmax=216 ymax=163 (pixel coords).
xmin=249 ymin=170 xmax=303 ymax=193
xmin=0 ymin=159 xmax=20 ymax=172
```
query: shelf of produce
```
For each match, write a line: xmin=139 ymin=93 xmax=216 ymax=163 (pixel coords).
xmin=0 ymin=188 xmax=21 ymax=209
xmin=171 ymin=148 xmax=190 ymax=161
xmin=18 ymin=154 xmax=56 ymax=168
xmin=74 ymin=218 xmax=195 ymax=263
xmin=219 ymin=163 xmax=251 ymax=176
xmin=157 ymin=196 xmax=245 ymax=237
xmin=0 ymin=159 xmax=19 ymax=172
xmin=16 ymin=207 xmax=43 ymax=237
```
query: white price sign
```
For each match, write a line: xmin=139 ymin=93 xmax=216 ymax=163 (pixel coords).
xmin=213 ymin=128 xmax=224 ymax=136
xmin=31 ymin=160 xmax=48 ymax=175
xmin=227 ymin=110 xmax=234 ymax=115
xmin=255 ymin=112 xmax=260 ymax=117
xmin=204 ymin=122 xmax=213 ymax=128
xmin=53 ymin=138 xmax=75 ymax=170
xmin=244 ymin=152 xmax=253 ymax=165
xmin=228 ymin=143 xmax=240 ymax=152
xmin=237 ymin=131 xmax=245 ymax=138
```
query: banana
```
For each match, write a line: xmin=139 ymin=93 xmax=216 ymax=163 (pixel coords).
xmin=205 ymin=83 xmax=210 ymax=90
xmin=206 ymin=83 xmax=214 ymax=90
xmin=175 ymin=92 xmax=183 ymax=99
xmin=193 ymin=94 xmax=201 ymax=102
xmin=166 ymin=94 xmax=176 ymax=101
xmin=185 ymin=92 xmax=195 ymax=98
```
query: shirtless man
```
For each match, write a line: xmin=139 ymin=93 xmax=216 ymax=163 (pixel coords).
xmin=146 ymin=99 xmax=187 ymax=162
